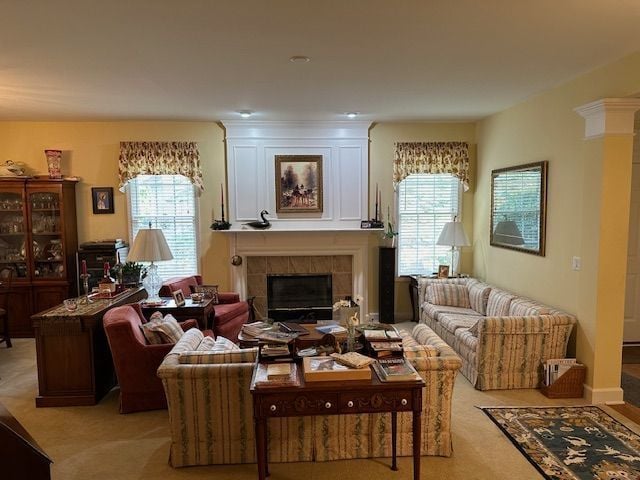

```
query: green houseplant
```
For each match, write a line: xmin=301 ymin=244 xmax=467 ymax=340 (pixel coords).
xmin=114 ymin=261 xmax=146 ymax=286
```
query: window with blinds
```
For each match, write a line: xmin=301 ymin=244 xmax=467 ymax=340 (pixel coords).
xmin=397 ymin=173 xmax=461 ymax=276
xmin=127 ymin=175 xmax=198 ymax=278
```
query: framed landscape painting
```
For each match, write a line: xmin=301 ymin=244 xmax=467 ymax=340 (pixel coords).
xmin=275 ymin=155 xmax=323 ymax=213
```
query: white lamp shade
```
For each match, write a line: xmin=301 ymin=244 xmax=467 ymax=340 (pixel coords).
xmin=128 ymin=228 xmax=173 ymax=262
xmin=437 ymin=221 xmax=470 ymax=247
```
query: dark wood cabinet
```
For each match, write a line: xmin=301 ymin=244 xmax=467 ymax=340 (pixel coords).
xmin=0 ymin=176 xmax=78 ymax=337
xmin=378 ymin=246 xmax=396 ymax=323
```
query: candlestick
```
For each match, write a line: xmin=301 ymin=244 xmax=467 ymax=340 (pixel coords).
xmin=221 ymin=183 xmax=225 ymax=222
xmin=375 ymin=183 xmax=378 ymax=221
xmin=79 ymin=273 xmax=93 ymax=304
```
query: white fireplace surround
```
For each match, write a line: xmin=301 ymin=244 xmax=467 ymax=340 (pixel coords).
xmin=230 ymin=231 xmax=371 ymax=322
xmin=222 ymin=120 xmax=371 ymax=231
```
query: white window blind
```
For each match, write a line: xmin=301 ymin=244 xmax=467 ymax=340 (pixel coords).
xmin=127 ymin=175 xmax=198 ymax=278
xmin=397 ymin=174 xmax=460 ymax=276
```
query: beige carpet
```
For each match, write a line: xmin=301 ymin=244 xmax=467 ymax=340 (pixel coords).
xmin=0 ymin=334 xmax=636 ymax=480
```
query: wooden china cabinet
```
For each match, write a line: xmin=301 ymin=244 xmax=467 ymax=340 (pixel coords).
xmin=0 ymin=176 xmax=78 ymax=337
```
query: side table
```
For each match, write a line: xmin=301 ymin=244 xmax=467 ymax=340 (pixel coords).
xmin=139 ymin=297 xmax=215 ymax=330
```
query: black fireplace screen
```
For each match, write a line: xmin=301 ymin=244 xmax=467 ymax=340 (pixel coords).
xmin=267 ymin=273 xmax=332 ymax=321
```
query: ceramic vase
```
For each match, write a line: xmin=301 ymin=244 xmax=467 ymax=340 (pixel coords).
xmin=44 ymin=149 xmax=62 ymax=179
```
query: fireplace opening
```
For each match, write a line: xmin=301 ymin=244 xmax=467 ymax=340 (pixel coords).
xmin=267 ymin=273 xmax=332 ymax=322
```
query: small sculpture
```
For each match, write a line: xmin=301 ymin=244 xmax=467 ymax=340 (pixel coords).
xmin=244 ymin=210 xmax=271 ymax=230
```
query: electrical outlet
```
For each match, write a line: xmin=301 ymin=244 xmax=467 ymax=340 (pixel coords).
xmin=572 ymin=256 xmax=581 ymax=271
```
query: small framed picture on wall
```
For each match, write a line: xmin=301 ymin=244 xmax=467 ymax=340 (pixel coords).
xmin=92 ymin=187 xmax=114 ymax=214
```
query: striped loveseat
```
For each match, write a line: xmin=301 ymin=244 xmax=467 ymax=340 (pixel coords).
xmin=418 ymin=277 xmax=576 ymax=391
xmin=157 ymin=326 xmax=461 ymax=467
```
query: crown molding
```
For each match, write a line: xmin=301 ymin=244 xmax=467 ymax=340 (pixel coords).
xmin=575 ymin=98 xmax=640 ymax=139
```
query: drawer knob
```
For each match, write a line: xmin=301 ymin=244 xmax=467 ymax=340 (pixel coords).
xmin=270 ymin=405 xmax=277 ymax=412
xmin=347 ymin=400 xmax=354 ymax=408
xmin=325 ymin=402 xmax=332 ymax=409
xmin=401 ymin=398 xmax=408 ymax=406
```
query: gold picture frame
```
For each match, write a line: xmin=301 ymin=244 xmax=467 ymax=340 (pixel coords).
xmin=275 ymin=155 xmax=323 ymax=213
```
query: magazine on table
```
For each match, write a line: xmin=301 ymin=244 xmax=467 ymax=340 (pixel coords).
xmin=363 ymin=329 xmax=401 ymax=341
xmin=542 ymin=358 xmax=580 ymax=386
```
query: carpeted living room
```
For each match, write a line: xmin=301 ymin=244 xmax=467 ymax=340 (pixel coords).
xmin=1 ymin=3 xmax=640 ymax=480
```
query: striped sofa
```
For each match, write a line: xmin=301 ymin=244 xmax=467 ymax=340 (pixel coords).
xmin=418 ymin=277 xmax=576 ymax=391
xmin=157 ymin=326 xmax=461 ymax=467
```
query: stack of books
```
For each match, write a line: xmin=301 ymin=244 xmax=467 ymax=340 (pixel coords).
xmin=372 ymin=358 xmax=421 ymax=382
xmin=253 ymin=362 xmax=300 ymax=388
xmin=362 ymin=329 xmax=401 ymax=341
xmin=368 ymin=341 xmax=403 ymax=359
xmin=242 ymin=322 xmax=297 ymax=344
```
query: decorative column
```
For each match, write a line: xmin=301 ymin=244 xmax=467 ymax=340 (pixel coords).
xmin=575 ymin=98 xmax=640 ymax=404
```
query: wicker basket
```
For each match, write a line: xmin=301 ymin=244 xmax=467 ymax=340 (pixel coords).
xmin=540 ymin=364 xmax=586 ymax=398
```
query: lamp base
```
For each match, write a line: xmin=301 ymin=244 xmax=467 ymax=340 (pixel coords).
xmin=142 ymin=262 xmax=163 ymax=302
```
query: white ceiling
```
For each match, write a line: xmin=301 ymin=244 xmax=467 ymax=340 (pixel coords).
xmin=1 ymin=0 xmax=639 ymax=122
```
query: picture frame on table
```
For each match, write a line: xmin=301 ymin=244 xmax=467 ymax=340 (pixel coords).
xmin=437 ymin=265 xmax=450 ymax=279
xmin=91 ymin=187 xmax=114 ymax=214
xmin=172 ymin=289 xmax=186 ymax=307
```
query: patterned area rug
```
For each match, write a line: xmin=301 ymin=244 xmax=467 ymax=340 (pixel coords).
xmin=481 ymin=406 xmax=640 ymax=480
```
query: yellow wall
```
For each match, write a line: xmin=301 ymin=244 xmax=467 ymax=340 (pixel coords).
xmin=475 ymin=51 xmax=640 ymax=392
xmin=369 ymin=122 xmax=477 ymax=319
xmin=0 ymin=121 xmax=232 ymax=289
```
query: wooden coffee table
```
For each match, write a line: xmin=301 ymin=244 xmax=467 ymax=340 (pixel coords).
xmin=250 ymin=363 xmax=424 ymax=480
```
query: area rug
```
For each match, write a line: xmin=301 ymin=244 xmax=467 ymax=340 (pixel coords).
xmin=480 ymin=406 xmax=640 ymax=480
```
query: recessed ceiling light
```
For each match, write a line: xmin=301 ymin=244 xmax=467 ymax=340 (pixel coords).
xmin=346 ymin=112 xmax=359 ymax=119
xmin=238 ymin=110 xmax=252 ymax=118
xmin=289 ymin=55 xmax=310 ymax=63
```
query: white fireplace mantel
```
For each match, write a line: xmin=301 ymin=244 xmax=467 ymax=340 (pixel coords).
xmin=222 ymin=120 xmax=371 ymax=231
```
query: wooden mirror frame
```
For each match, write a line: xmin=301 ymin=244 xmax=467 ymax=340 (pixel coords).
xmin=490 ymin=161 xmax=548 ymax=256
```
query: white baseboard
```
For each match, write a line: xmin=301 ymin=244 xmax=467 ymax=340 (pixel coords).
xmin=584 ymin=384 xmax=624 ymax=404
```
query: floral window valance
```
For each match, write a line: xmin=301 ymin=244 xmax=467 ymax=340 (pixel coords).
xmin=118 ymin=141 xmax=204 ymax=194
xmin=393 ymin=142 xmax=469 ymax=191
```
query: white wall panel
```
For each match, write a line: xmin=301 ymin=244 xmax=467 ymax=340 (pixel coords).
xmin=231 ymin=145 xmax=259 ymax=220
xmin=338 ymin=146 xmax=363 ymax=220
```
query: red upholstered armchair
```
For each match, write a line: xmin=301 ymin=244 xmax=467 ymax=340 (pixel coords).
xmin=103 ymin=304 xmax=203 ymax=413
xmin=159 ymin=275 xmax=250 ymax=342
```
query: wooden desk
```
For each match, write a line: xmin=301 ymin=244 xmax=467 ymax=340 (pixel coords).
xmin=139 ymin=297 xmax=215 ymax=330
xmin=31 ymin=287 xmax=147 ymax=407
xmin=250 ymin=365 xmax=424 ymax=480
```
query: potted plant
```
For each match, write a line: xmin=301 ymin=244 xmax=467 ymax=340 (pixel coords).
xmin=116 ymin=261 xmax=146 ymax=286
xmin=381 ymin=206 xmax=398 ymax=247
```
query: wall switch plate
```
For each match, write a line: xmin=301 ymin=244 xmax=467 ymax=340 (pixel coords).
xmin=572 ymin=256 xmax=582 ymax=271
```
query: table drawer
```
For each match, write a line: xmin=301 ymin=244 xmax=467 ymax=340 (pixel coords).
xmin=338 ymin=390 xmax=414 ymax=413
xmin=259 ymin=393 xmax=339 ymax=417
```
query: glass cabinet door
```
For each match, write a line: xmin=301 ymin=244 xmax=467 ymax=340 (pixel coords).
xmin=29 ymin=191 xmax=65 ymax=279
xmin=0 ymin=191 xmax=28 ymax=280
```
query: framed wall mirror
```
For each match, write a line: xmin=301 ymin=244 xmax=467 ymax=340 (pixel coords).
xmin=490 ymin=161 xmax=548 ymax=256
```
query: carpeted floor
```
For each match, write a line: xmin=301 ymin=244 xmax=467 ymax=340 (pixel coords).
xmin=2 ymin=332 xmax=640 ymax=480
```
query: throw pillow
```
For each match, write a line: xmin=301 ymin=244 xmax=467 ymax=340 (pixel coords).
xmin=196 ymin=336 xmax=217 ymax=351
xmin=178 ymin=348 xmax=258 ymax=364
xmin=427 ymin=284 xmax=471 ymax=308
xmin=140 ymin=313 xmax=184 ymax=344
xmin=486 ymin=289 xmax=516 ymax=317
xmin=467 ymin=281 xmax=492 ymax=315
xmin=212 ymin=335 xmax=240 ymax=352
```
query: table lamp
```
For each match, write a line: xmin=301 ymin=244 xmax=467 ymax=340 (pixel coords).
xmin=436 ymin=217 xmax=470 ymax=276
xmin=127 ymin=224 xmax=173 ymax=302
